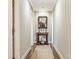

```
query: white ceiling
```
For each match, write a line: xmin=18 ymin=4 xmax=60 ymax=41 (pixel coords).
xmin=29 ymin=0 xmax=56 ymax=11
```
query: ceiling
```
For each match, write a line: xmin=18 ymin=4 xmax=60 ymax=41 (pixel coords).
xmin=29 ymin=0 xmax=57 ymax=11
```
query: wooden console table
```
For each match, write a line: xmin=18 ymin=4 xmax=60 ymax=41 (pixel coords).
xmin=36 ymin=32 xmax=48 ymax=45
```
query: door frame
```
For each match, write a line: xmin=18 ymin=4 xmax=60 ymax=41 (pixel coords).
xmin=12 ymin=0 xmax=15 ymax=59
xmin=12 ymin=0 xmax=20 ymax=59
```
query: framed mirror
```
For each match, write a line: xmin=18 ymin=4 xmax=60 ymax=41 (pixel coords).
xmin=38 ymin=16 xmax=47 ymax=29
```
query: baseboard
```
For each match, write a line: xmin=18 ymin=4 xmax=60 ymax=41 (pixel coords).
xmin=53 ymin=44 xmax=64 ymax=59
xmin=21 ymin=46 xmax=31 ymax=59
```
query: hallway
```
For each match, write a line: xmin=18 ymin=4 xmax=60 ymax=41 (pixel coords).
xmin=8 ymin=0 xmax=71 ymax=59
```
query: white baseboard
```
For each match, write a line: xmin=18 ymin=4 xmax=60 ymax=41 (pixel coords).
xmin=53 ymin=44 xmax=64 ymax=59
xmin=21 ymin=46 xmax=31 ymax=59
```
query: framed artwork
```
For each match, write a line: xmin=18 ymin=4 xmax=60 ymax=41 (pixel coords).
xmin=38 ymin=16 xmax=47 ymax=29
xmin=36 ymin=32 xmax=48 ymax=45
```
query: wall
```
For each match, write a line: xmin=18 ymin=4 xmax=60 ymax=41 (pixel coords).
xmin=19 ymin=0 xmax=34 ymax=58
xmin=32 ymin=12 xmax=36 ymax=44
xmin=33 ymin=11 xmax=53 ymax=43
xmin=53 ymin=0 xmax=71 ymax=59
xmin=50 ymin=12 xmax=54 ymax=43
xmin=8 ymin=0 xmax=12 ymax=59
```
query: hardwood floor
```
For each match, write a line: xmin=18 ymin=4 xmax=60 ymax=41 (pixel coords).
xmin=50 ymin=43 xmax=60 ymax=59
xmin=25 ymin=44 xmax=36 ymax=59
xmin=31 ymin=45 xmax=54 ymax=59
xmin=25 ymin=43 xmax=60 ymax=59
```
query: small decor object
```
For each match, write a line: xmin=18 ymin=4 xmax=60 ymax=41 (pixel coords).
xmin=38 ymin=16 xmax=47 ymax=29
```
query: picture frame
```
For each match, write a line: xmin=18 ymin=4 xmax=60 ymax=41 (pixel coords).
xmin=38 ymin=16 xmax=47 ymax=29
